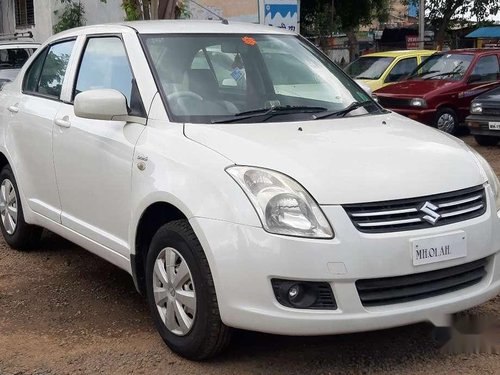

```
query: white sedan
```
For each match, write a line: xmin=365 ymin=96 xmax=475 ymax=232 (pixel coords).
xmin=0 ymin=21 xmax=499 ymax=360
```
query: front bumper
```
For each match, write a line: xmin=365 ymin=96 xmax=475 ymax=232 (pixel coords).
xmin=466 ymin=114 xmax=500 ymax=137
xmin=190 ymin=188 xmax=500 ymax=336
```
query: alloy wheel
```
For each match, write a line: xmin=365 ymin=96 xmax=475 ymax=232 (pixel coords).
xmin=153 ymin=247 xmax=196 ymax=336
xmin=0 ymin=179 xmax=18 ymax=235
xmin=437 ymin=113 xmax=455 ymax=133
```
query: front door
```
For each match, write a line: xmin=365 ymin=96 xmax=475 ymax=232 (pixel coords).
xmin=52 ymin=36 xmax=145 ymax=256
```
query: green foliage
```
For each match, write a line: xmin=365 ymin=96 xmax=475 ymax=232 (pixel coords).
xmin=122 ymin=0 xmax=143 ymax=21
xmin=404 ymin=0 xmax=500 ymax=45
xmin=301 ymin=0 xmax=390 ymax=37
xmin=53 ymin=0 xmax=86 ymax=34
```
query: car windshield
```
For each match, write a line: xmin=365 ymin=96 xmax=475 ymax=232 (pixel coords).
xmin=0 ymin=47 xmax=35 ymax=70
xmin=142 ymin=34 xmax=380 ymax=124
xmin=408 ymin=53 xmax=473 ymax=81
xmin=345 ymin=56 xmax=394 ymax=80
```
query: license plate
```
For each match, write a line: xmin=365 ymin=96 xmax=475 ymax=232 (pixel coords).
xmin=411 ymin=232 xmax=467 ymax=266
xmin=489 ymin=122 xmax=500 ymax=130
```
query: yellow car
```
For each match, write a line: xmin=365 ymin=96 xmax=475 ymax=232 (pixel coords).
xmin=345 ymin=50 xmax=435 ymax=91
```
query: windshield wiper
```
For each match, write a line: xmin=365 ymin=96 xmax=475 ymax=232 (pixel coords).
xmin=312 ymin=101 xmax=374 ymax=120
xmin=423 ymin=71 xmax=462 ymax=80
xmin=211 ymin=106 xmax=327 ymax=124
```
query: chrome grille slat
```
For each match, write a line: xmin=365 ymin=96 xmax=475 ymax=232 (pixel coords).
xmin=357 ymin=218 xmax=422 ymax=227
xmin=343 ymin=185 xmax=487 ymax=233
xmin=440 ymin=204 xmax=484 ymax=218
xmin=437 ymin=194 xmax=482 ymax=208
xmin=351 ymin=207 xmax=418 ymax=217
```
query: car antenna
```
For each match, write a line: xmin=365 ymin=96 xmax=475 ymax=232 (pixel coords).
xmin=187 ymin=0 xmax=229 ymax=25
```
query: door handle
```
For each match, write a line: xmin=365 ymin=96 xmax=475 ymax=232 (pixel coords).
xmin=54 ymin=117 xmax=71 ymax=128
xmin=7 ymin=105 xmax=19 ymax=114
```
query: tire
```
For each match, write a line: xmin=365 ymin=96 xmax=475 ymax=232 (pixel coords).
xmin=434 ymin=107 xmax=458 ymax=134
xmin=145 ymin=219 xmax=232 ymax=360
xmin=474 ymin=135 xmax=499 ymax=147
xmin=0 ymin=165 xmax=42 ymax=250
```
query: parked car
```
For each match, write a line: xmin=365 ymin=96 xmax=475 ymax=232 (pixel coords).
xmin=345 ymin=50 xmax=435 ymax=91
xmin=0 ymin=21 xmax=499 ymax=360
xmin=374 ymin=49 xmax=500 ymax=134
xmin=0 ymin=36 xmax=39 ymax=88
xmin=467 ymin=86 xmax=500 ymax=146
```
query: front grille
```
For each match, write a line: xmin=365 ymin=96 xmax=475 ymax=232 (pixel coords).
xmin=356 ymin=258 xmax=488 ymax=306
xmin=343 ymin=185 xmax=486 ymax=233
xmin=482 ymin=107 xmax=500 ymax=116
xmin=377 ymin=96 xmax=411 ymax=109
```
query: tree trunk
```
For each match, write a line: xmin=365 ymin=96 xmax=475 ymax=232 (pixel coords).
xmin=158 ymin=0 xmax=177 ymax=19
xmin=435 ymin=1 xmax=460 ymax=50
xmin=346 ymin=29 xmax=358 ymax=62
xmin=143 ymin=0 xmax=151 ymax=20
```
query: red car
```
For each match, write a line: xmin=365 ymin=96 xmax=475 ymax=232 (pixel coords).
xmin=374 ymin=49 xmax=500 ymax=133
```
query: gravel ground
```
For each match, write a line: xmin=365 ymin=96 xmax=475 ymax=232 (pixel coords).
xmin=0 ymin=135 xmax=498 ymax=375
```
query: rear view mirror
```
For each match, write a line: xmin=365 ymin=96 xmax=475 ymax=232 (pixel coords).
xmin=74 ymin=89 xmax=129 ymax=121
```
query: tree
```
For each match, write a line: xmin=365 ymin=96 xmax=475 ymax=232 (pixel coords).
xmin=301 ymin=0 xmax=389 ymax=58
xmin=406 ymin=0 xmax=500 ymax=48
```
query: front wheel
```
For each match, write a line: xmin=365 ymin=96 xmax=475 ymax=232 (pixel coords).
xmin=145 ymin=220 xmax=232 ymax=360
xmin=0 ymin=165 xmax=42 ymax=250
xmin=474 ymin=135 xmax=499 ymax=147
xmin=435 ymin=108 xmax=458 ymax=134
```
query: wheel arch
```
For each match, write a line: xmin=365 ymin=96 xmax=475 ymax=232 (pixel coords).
xmin=132 ymin=201 xmax=189 ymax=294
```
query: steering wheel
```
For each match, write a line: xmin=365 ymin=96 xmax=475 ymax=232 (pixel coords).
xmin=167 ymin=91 xmax=203 ymax=102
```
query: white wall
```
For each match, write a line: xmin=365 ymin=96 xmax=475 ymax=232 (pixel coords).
xmin=1 ymin=0 xmax=125 ymax=44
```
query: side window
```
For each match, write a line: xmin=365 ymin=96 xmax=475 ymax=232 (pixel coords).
xmin=23 ymin=48 xmax=48 ymax=93
xmin=470 ymin=55 xmax=500 ymax=83
xmin=386 ymin=57 xmax=417 ymax=83
xmin=37 ymin=40 xmax=75 ymax=98
xmin=75 ymin=37 xmax=134 ymax=105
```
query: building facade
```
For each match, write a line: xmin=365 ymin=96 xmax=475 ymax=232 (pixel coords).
xmin=0 ymin=0 xmax=124 ymax=43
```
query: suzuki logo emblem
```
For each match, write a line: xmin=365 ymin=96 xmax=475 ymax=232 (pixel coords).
xmin=420 ymin=201 xmax=441 ymax=225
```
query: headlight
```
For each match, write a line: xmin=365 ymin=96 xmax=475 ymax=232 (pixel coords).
xmin=468 ymin=147 xmax=500 ymax=211
xmin=371 ymin=94 xmax=379 ymax=103
xmin=226 ymin=166 xmax=334 ymax=238
xmin=470 ymin=102 xmax=482 ymax=114
xmin=410 ymin=98 xmax=427 ymax=108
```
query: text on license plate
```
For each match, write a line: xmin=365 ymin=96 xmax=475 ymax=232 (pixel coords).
xmin=489 ymin=122 xmax=500 ymax=130
xmin=411 ymin=232 xmax=467 ymax=266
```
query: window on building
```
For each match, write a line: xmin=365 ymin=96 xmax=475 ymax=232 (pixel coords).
xmin=15 ymin=0 xmax=35 ymax=28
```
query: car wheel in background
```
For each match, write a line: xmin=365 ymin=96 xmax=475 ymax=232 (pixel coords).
xmin=435 ymin=108 xmax=458 ymax=134
xmin=474 ymin=135 xmax=499 ymax=147
xmin=145 ymin=220 xmax=232 ymax=360
xmin=0 ymin=165 xmax=42 ymax=250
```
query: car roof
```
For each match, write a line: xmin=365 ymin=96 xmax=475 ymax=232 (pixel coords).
xmin=361 ymin=50 xmax=435 ymax=58
xmin=48 ymin=20 xmax=294 ymax=43
xmin=436 ymin=48 xmax=500 ymax=55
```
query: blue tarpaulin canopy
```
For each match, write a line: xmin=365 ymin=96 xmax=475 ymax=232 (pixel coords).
xmin=466 ymin=26 xmax=500 ymax=38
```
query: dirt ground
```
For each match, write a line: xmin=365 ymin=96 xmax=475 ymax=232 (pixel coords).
xmin=0 ymin=136 xmax=498 ymax=375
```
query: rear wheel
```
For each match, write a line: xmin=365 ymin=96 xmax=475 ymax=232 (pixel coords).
xmin=474 ymin=135 xmax=499 ymax=147
xmin=145 ymin=220 xmax=231 ymax=360
xmin=435 ymin=107 xmax=458 ymax=134
xmin=0 ymin=165 xmax=42 ymax=250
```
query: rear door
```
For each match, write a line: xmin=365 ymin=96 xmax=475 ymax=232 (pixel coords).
xmin=5 ymin=39 xmax=75 ymax=222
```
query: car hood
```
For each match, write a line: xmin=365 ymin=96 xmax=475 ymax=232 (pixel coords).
xmin=375 ymin=79 xmax=459 ymax=97
xmin=184 ymin=113 xmax=486 ymax=204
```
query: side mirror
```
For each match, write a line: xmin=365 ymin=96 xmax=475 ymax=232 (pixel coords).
xmin=468 ymin=74 xmax=482 ymax=84
xmin=74 ymin=89 xmax=129 ymax=121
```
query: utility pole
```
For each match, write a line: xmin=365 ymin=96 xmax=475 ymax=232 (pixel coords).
xmin=419 ymin=0 xmax=425 ymax=49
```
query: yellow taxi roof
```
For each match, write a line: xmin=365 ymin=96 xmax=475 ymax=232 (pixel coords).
xmin=362 ymin=50 xmax=435 ymax=58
